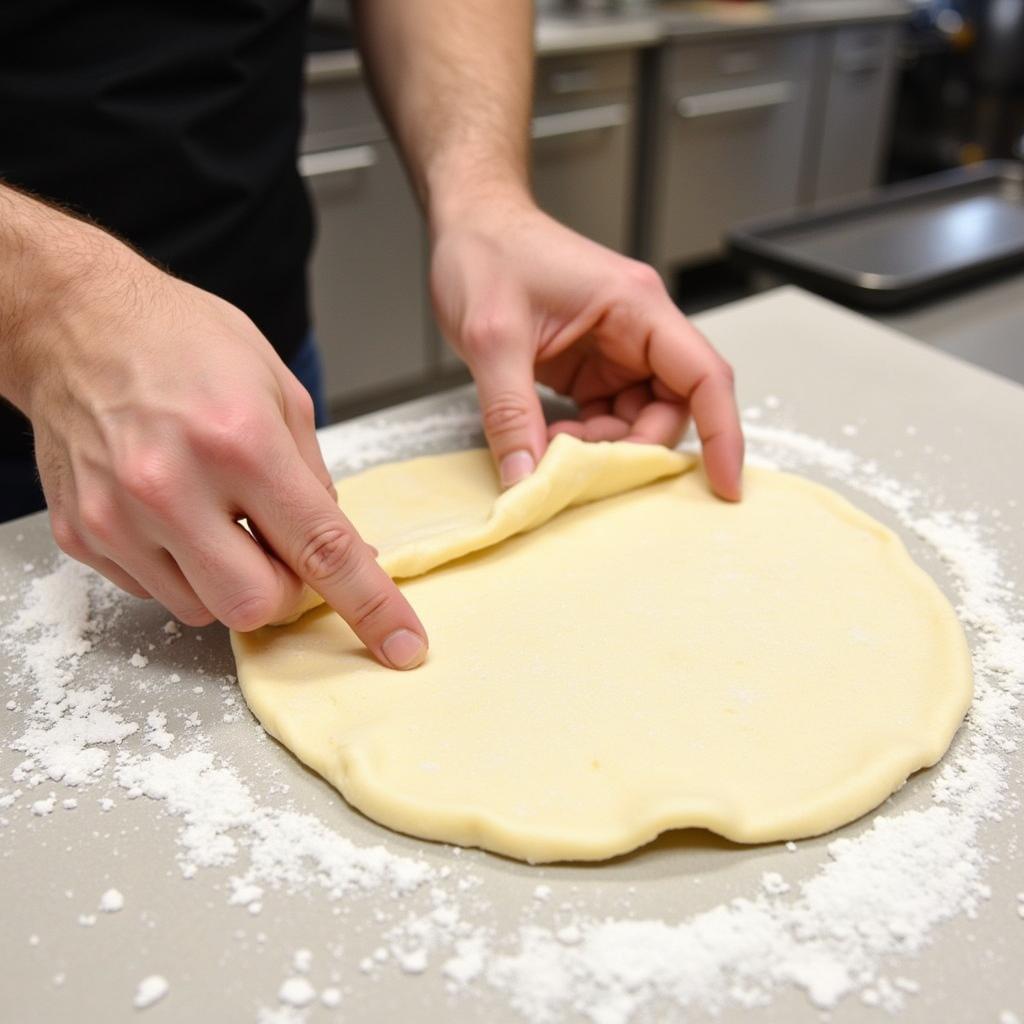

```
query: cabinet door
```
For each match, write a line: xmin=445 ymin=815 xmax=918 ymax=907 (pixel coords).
xmin=645 ymin=33 xmax=817 ymax=273
xmin=302 ymin=141 xmax=429 ymax=408
xmin=530 ymin=52 xmax=638 ymax=253
xmin=809 ymin=25 xmax=900 ymax=205
xmin=531 ymin=102 xmax=635 ymax=252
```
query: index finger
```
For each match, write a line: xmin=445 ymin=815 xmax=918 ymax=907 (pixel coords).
xmin=243 ymin=447 xmax=429 ymax=670
xmin=648 ymin=311 xmax=744 ymax=501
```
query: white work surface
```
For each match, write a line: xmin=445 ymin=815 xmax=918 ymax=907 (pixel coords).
xmin=1 ymin=287 xmax=1021 ymax=1023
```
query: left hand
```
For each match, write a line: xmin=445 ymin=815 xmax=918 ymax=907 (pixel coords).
xmin=430 ymin=193 xmax=744 ymax=501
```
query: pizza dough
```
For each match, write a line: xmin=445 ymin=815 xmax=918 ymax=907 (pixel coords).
xmin=232 ymin=435 xmax=973 ymax=863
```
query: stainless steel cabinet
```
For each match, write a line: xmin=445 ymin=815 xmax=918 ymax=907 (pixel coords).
xmin=637 ymin=32 xmax=818 ymax=275
xmin=301 ymin=83 xmax=429 ymax=411
xmin=531 ymin=52 xmax=639 ymax=253
xmin=804 ymin=24 xmax=900 ymax=205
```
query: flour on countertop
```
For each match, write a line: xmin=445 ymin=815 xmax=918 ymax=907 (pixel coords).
xmin=277 ymin=976 xmax=316 ymax=1008
xmin=2 ymin=399 xmax=1021 ymax=1022
xmin=143 ymin=710 xmax=174 ymax=751
xmin=317 ymin=403 xmax=482 ymax=479
xmin=133 ymin=974 xmax=169 ymax=1010
xmin=99 ymin=888 xmax=124 ymax=913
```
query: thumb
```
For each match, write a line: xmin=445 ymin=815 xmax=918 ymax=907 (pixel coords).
xmin=470 ymin=345 xmax=548 ymax=489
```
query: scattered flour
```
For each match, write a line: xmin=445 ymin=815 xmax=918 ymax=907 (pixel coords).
xmin=113 ymin=749 xmax=433 ymax=899
xmin=320 ymin=986 xmax=342 ymax=1008
xmin=31 ymin=794 xmax=55 ymax=816
xmin=133 ymin=974 xmax=169 ymax=1010
xmin=4 ymin=561 xmax=136 ymax=788
xmin=277 ymin=976 xmax=316 ymax=1008
xmin=316 ymin=404 xmax=482 ymax=477
xmin=143 ymin=710 xmax=174 ymax=751
xmin=99 ymin=888 xmax=124 ymax=913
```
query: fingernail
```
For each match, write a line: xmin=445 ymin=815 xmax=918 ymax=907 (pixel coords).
xmin=382 ymin=629 xmax=427 ymax=670
xmin=500 ymin=449 xmax=535 ymax=488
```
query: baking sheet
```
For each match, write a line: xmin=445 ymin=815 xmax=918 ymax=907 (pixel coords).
xmin=729 ymin=162 xmax=1024 ymax=308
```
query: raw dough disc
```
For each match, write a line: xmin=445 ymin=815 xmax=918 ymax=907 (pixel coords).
xmin=232 ymin=437 xmax=972 ymax=863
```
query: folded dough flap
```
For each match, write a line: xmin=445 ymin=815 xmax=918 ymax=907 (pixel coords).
xmin=274 ymin=433 xmax=695 ymax=625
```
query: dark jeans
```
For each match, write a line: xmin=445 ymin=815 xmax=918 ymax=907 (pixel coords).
xmin=289 ymin=330 xmax=328 ymax=429
xmin=0 ymin=331 xmax=327 ymax=524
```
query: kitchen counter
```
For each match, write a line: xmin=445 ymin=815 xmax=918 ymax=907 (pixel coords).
xmin=658 ymin=0 xmax=909 ymax=38
xmin=1 ymin=287 xmax=1021 ymax=1023
xmin=305 ymin=13 xmax=663 ymax=83
xmin=305 ymin=0 xmax=909 ymax=82
xmin=876 ymin=270 xmax=1024 ymax=387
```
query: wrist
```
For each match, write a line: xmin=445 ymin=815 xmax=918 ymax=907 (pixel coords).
xmin=0 ymin=191 xmax=143 ymax=416
xmin=426 ymin=159 xmax=535 ymax=241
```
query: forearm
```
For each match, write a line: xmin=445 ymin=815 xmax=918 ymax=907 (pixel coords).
xmin=352 ymin=0 xmax=534 ymax=233
xmin=0 ymin=182 xmax=133 ymax=414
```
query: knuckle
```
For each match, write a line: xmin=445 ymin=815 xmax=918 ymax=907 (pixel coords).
xmin=461 ymin=310 xmax=514 ymax=358
xmin=175 ymin=606 xmax=216 ymax=628
xmin=481 ymin=391 xmax=532 ymax=439
xmin=715 ymin=357 xmax=736 ymax=387
xmin=218 ymin=591 xmax=273 ymax=632
xmin=50 ymin=514 xmax=86 ymax=558
xmin=291 ymin=384 xmax=316 ymax=425
xmin=188 ymin=408 xmax=266 ymax=469
xmin=623 ymin=260 xmax=664 ymax=296
xmin=296 ymin=523 xmax=362 ymax=585
xmin=78 ymin=494 xmax=118 ymax=545
xmin=118 ymin=452 xmax=176 ymax=512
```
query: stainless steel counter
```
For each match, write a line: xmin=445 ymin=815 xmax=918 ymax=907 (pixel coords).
xmin=1 ymin=287 xmax=1022 ymax=1023
xmin=877 ymin=271 xmax=1024 ymax=387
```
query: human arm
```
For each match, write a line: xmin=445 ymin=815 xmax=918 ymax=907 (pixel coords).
xmin=0 ymin=182 xmax=427 ymax=668
xmin=353 ymin=0 xmax=744 ymax=498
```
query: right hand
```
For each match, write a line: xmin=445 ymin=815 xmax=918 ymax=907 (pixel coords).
xmin=19 ymin=227 xmax=428 ymax=670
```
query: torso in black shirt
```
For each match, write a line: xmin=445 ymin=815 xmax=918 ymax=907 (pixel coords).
xmin=0 ymin=0 xmax=314 ymax=498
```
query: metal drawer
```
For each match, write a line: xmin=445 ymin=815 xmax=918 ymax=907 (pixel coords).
xmin=534 ymin=51 xmax=635 ymax=113
xmin=301 ymin=140 xmax=429 ymax=405
xmin=302 ymin=78 xmax=385 ymax=154
xmin=662 ymin=34 xmax=796 ymax=90
xmin=531 ymin=101 xmax=635 ymax=253
xmin=806 ymin=24 xmax=900 ymax=206
xmin=639 ymin=32 xmax=817 ymax=272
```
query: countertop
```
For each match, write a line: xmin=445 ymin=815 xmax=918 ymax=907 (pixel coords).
xmin=877 ymin=270 xmax=1024 ymax=388
xmin=306 ymin=0 xmax=909 ymax=82
xmin=1 ymin=287 xmax=1022 ymax=1023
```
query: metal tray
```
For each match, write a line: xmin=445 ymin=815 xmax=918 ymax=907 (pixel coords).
xmin=727 ymin=161 xmax=1024 ymax=309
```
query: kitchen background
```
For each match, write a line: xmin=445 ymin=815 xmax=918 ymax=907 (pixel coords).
xmin=304 ymin=0 xmax=1024 ymax=421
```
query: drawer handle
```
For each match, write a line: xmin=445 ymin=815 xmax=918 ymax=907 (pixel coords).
xmin=548 ymin=68 xmax=601 ymax=95
xmin=675 ymin=81 xmax=793 ymax=119
xmin=835 ymin=53 xmax=884 ymax=75
xmin=531 ymin=103 xmax=630 ymax=141
xmin=298 ymin=145 xmax=378 ymax=179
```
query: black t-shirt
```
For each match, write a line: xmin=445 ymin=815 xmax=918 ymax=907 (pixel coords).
xmin=0 ymin=0 xmax=314 ymax=462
